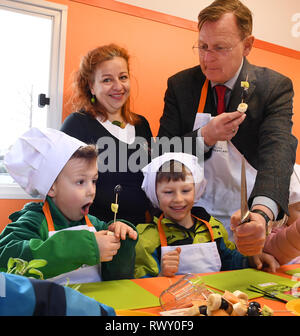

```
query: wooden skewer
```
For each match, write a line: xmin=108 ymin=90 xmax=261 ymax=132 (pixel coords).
xmin=160 ymin=307 xmax=192 ymax=316
xmin=112 ymin=184 xmax=122 ymax=223
xmin=113 ymin=193 xmax=118 ymax=224
xmin=241 ymin=74 xmax=249 ymax=103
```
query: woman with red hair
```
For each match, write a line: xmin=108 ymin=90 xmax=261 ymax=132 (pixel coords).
xmin=61 ymin=44 xmax=153 ymax=226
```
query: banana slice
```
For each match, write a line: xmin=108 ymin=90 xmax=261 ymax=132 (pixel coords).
xmin=207 ymin=293 xmax=222 ymax=311
xmin=237 ymin=102 xmax=248 ymax=113
xmin=206 ymin=307 xmax=213 ymax=316
xmin=233 ymin=290 xmax=248 ymax=304
xmin=232 ymin=302 xmax=247 ymax=316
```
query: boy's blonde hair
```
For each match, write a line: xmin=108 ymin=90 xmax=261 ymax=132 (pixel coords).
xmin=70 ymin=144 xmax=98 ymax=162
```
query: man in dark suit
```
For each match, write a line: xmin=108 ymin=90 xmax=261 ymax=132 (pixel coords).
xmin=158 ymin=0 xmax=297 ymax=256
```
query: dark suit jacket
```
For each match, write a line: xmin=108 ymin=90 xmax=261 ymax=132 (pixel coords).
xmin=158 ymin=58 xmax=297 ymax=216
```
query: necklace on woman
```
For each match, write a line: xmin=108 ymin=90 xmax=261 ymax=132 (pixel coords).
xmin=112 ymin=120 xmax=126 ymax=129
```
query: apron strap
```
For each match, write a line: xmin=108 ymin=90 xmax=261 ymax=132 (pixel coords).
xmin=157 ymin=214 xmax=168 ymax=247
xmin=42 ymin=200 xmax=94 ymax=232
xmin=85 ymin=215 xmax=94 ymax=228
xmin=157 ymin=213 xmax=214 ymax=247
xmin=192 ymin=215 xmax=215 ymax=242
xmin=197 ymin=78 xmax=209 ymax=114
xmin=43 ymin=201 xmax=55 ymax=232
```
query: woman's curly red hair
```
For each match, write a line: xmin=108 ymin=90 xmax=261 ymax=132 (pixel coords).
xmin=69 ymin=43 xmax=139 ymax=125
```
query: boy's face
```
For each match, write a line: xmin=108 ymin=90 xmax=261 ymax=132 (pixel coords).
xmin=156 ymin=175 xmax=195 ymax=228
xmin=48 ymin=157 xmax=98 ymax=221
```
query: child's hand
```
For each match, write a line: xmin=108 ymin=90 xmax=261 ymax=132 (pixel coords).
xmin=248 ymin=252 xmax=280 ymax=273
xmin=160 ymin=247 xmax=181 ymax=277
xmin=94 ymin=231 xmax=121 ymax=262
xmin=108 ymin=221 xmax=137 ymax=240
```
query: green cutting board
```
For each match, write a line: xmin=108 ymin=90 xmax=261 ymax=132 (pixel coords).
xmin=202 ymin=268 xmax=297 ymax=300
xmin=78 ymin=279 xmax=160 ymax=310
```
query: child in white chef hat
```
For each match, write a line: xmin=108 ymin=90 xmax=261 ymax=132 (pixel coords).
xmin=134 ymin=152 xmax=278 ymax=278
xmin=0 ymin=127 xmax=137 ymax=284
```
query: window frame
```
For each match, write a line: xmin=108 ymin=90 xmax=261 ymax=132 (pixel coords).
xmin=0 ymin=0 xmax=67 ymax=199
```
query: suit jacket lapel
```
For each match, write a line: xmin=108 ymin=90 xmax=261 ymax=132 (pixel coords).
xmin=191 ymin=67 xmax=204 ymax=113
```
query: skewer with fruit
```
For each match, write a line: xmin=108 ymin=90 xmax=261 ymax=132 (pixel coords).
xmin=160 ymin=289 xmax=274 ymax=316
xmin=108 ymin=184 xmax=122 ymax=236
xmin=237 ymin=75 xmax=249 ymax=113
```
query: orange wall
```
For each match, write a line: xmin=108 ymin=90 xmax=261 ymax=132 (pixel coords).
xmin=60 ymin=0 xmax=200 ymax=135
xmin=60 ymin=0 xmax=300 ymax=146
xmin=1 ymin=0 xmax=299 ymax=232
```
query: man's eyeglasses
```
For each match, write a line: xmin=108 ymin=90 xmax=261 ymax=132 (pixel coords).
xmin=192 ymin=40 xmax=242 ymax=56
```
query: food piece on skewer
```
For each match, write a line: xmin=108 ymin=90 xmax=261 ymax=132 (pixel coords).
xmin=111 ymin=203 xmax=119 ymax=214
xmin=114 ymin=184 xmax=122 ymax=195
xmin=186 ymin=305 xmax=201 ymax=316
xmin=111 ymin=184 xmax=122 ymax=223
xmin=238 ymin=76 xmax=249 ymax=113
xmin=231 ymin=302 xmax=248 ymax=316
xmin=237 ymin=102 xmax=248 ymax=113
xmin=207 ymin=293 xmax=233 ymax=315
xmin=210 ymin=309 xmax=230 ymax=316
xmin=222 ymin=290 xmax=240 ymax=304
xmin=247 ymin=302 xmax=261 ymax=316
xmin=260 ymin=304 xmax=274 ymax=316
xmin=207 ymin=293 xmax=222 ymax=311
xmin=241 ymin=80 xmax=249 ymax=89
xmin=198 ymin=305 xmax=208 ymax=316
xmin=233 ymin=290 xmax=248 ymax=304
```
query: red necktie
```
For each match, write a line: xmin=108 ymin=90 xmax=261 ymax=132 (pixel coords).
xmin=215 ymin=85 xmax=227 ymax=114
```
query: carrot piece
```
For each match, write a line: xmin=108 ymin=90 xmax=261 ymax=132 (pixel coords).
xmin=211 ymin=309 xmax=230 ymax=316
xmin=222 ymin=290 xmax=240 ymax=304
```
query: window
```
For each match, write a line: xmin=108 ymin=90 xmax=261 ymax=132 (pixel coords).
xmin=0 ymin=0 xmax=67 ymax=198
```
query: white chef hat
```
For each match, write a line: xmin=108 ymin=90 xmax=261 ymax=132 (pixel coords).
xmin=4 ymin=127 xmax=86 ymax=200
xmin=289 ymin=163 xmax=300 ymax=205
xmin=141 ymin=152 xmax=206 ymax=208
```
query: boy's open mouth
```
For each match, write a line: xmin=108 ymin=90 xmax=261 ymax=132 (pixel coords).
xmin=81 ymin=202 xmax=92 ymax=216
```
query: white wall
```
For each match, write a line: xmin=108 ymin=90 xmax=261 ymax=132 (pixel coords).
xmin=117 ymin=0 xmax=300 ymax=51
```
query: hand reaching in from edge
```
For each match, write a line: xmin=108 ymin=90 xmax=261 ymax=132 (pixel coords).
xmin=248 ymin=253 xmax=280 ymax=273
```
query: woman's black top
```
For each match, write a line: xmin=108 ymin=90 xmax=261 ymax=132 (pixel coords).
xmin=60 ymin=111 xmax=153 ymax=225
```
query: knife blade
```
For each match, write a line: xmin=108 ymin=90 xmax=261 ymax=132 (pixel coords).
xmin=240 ymin=156 xmax=251 ymax=224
